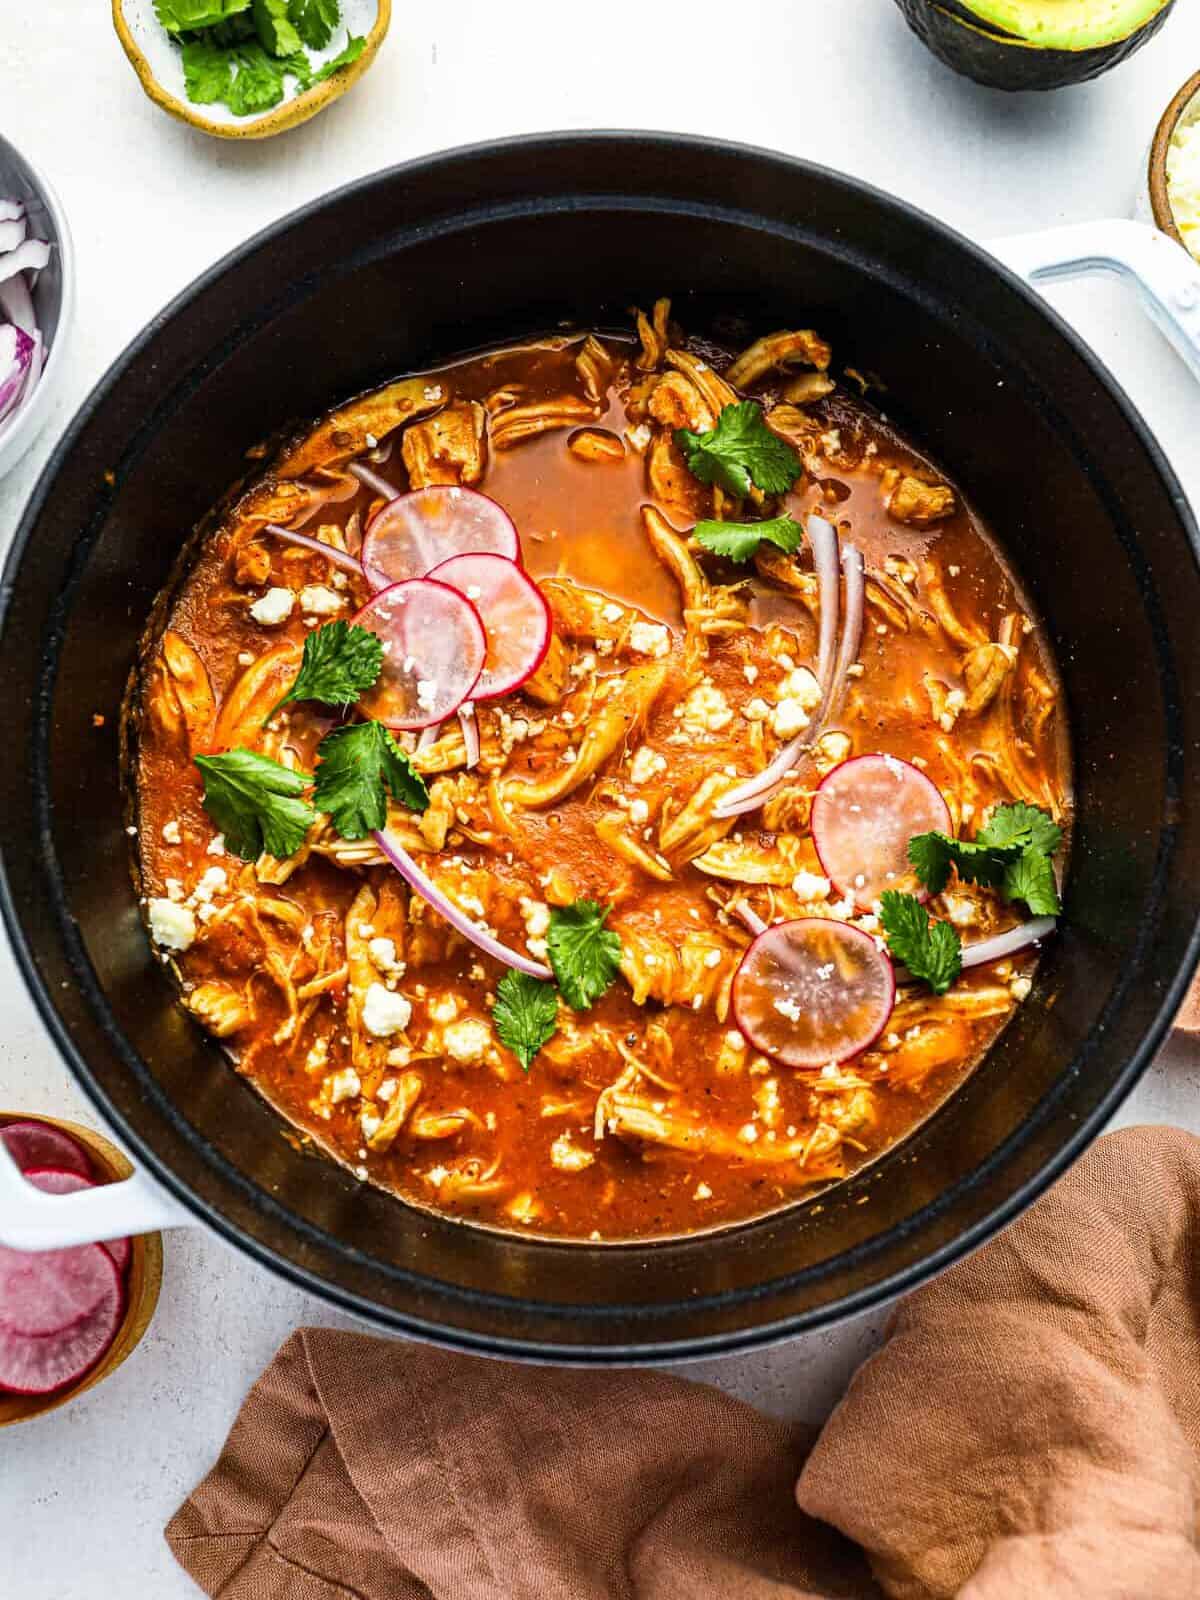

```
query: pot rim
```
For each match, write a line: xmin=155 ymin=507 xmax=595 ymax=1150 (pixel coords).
xmin=4 ymin=130 xmax=1198 ymax=1362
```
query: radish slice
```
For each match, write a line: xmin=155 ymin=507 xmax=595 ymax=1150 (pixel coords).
xmin=0 ymin=1237 xmax=117 ymax=1338
xmin=0 ymin=1254 xmax=123 ymax=1396
xmin=353 ymin=578 xmax=486 ymax=730
xmin=361 ymin=487 xmax=520 ymax=590
xmin=811 ymin=754 xmax=952 ymax=910
xmin=22 ymin=1169 xmax=131 ymax=1273
xmin=732 ymin=917 xmax=896 ymax=1068
xmin=427 ymin=552 xmax=551 ymax=699
xmin=961 ymin=918 xmax=1057 ymax=968
xmin=1 ymin=1121 xmax=92 ymax=1179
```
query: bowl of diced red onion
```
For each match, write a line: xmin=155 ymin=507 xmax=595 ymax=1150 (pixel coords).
xmin=0 ymin=132 xmax=73 ymax=481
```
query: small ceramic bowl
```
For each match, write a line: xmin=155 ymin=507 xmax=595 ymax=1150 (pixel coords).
xmin=0 ymin=134 xmax=74 ymax=482
xmin=1148 ymin=68 xmax=1200 ymax=250
xmin=0 ymin=1114 xmax=163 ymax=1428
xmin=112 ymin=0 xmax=391 ymax=140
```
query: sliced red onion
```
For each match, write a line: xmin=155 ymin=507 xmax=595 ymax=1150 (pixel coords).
xmin=288 ymin=473 xmax=361 ymax=530
xmin=373 ymin=827 xmax=553 ymax=979
xmin=715 ymin=537 xmax=865 ymax=819
xmin=0 ymin=273 xmax=37 ymax=336
xmin=960 ymin=918 xmax=1057 ymax=968
xmin=0 ymin=200 xmax=24 ymax=223
xmin=0 ymin=217 xmax=27 ymax=254
xmin=416 ymin=721 xmax=443 ymax=751
xmin=262 ymin=522 xmax=365 ymax=579
xmin=809 ymin=513 xmax=840 ymax=688
xmin=458 ymin=702 xmax=481 ymax=768
xmin=0 ymin=238 xmax=49 ymax=285
xmin=733 ymin=900 xmax=768 ymax=938
xmin=349 ymin=461 xmax=399 ymax=501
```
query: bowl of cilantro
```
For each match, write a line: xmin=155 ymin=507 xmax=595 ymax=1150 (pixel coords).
xmin=112 ymin=0 xmax=389 ymax=139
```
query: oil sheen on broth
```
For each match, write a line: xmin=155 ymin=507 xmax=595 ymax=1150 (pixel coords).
xmin=133 ymin=303 xmax=1070 ymax=1241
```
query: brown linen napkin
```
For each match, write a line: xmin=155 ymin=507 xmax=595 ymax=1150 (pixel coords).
xmin=168 ymin=1125 xmax=1200 ymax=1600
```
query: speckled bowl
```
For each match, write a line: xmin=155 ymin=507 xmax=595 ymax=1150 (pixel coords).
xmin=1148 ymin=68 xmax=1200 ymax=249
xmin=0 ymin=1115 xmax=162 ymax=1428
xmin=112 ymin=0 xmax=390 ymax=140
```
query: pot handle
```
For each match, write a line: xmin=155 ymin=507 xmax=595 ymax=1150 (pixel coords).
xmin=0 ymin=1138 xmax=194 ymax=1251
xmin=990 ymin=218 xmax=1200 ymax=383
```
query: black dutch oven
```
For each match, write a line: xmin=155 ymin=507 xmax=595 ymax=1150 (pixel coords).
xmin=1 ymin=134 xmax=1198 ymax=1362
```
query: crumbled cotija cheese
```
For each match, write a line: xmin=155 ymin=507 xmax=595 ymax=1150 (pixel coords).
xmin=628 ymin=620 xmax=670 ymax=658
xmin=249 ymin=587 xmax=294 ymax=626
xmin=629 ymin=745 xmax=667 ymax=784
xmin=1168 ymin=112 xmax=1200 ymax=259
xmin=148 ymin=898 xmax=196 ymax=952
xmin=443 ymin=1017 xmax=492 ymax=1065
xmin=299 ymin=585 xmax=344 ymax=617
xmin=362 ymin=983 xmax=412 ymax=1038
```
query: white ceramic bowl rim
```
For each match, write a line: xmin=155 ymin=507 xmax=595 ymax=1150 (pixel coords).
xmin=0 ymin=137 xmax=75 ymax=480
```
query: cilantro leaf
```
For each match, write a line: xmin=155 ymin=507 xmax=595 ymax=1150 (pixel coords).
xmin=312 ymin=721 xmax=429 ymax=840
xmin=224 ymin=43 xmax=286 ymax=114
xmin=195 ymin=748 xmax=315 ymax=861
xmin=977 ymin=801 xmax=1062 ymax=858
xmin=312 ymin=33 xmax=365 ymax=81
xmin=268 ymin=620 xmax=382 ymax=721
xmin=493 ymin=972 xmax=559 ymax=1071
xmin=181 ymin=38 xmax=234 ymax=103
xmin=282 ymin=49 xmax=313 ymax=86
xmin=879 ymin=891 xmax=962 ymax=996
xmin=908 ymin=831 xmax=1012 ymax=895
xmin=154 ymin=0 xmax=250 ymax=34
xmin=1003 ymin=849 xmax=1061 ymax=916
xmin=693 ymin=513 xmax=803 ymax=565
xmin=547 ymin=900 xmax=622 ymax=1011
xmin=675 ymin=402 xmax=802 ymax=499
xmin=287 ymin=0 xmax=339 ymax=48
xmin=253 ymin=0 xmax=303 ymax=55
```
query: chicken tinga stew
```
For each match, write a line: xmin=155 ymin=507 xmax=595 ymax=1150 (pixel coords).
xmin=130 ymin=301 xmax=1070 ymax=1241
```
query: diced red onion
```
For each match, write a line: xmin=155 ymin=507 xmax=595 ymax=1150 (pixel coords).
xmin=960 ymin=918 xmax=1057 ymax=968
xmin=0 ymin=209 xmax=49 ymax=439
xmin=373 ymin=827 xmax=553 ymax=979
xmin=262 ymin=522 xmax=366 ymax=579
xmin=458 ymin=702 xmax=481 ymax=769
xmin=0 ymin=238 xmax=49 ymax=285
xmin=349 ymin=461 xmax=399 ymax=501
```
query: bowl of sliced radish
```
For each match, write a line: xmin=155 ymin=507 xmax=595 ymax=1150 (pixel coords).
xmin=0 ymin=1115 xmax=161 ymax=1427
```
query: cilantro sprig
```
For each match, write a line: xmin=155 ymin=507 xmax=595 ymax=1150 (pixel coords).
xmin=312 ymin=721 xmax=429 ymax=840
xmin=908 ymin=802 xmax=1063 ymax=916
xmin=268 ymin=620 xmax=382 ymax=722
xmin=493 ymin=972 xmax=560 ymax=1072
xmin=878 ymin=891 xmax=962 ymax=996
xmin=676 ymin=402 xmax=802 ymax=499
xmin=194 ymin=748 xmax=316 ymax=862
xmin=693 ymin=513 xmax=803 ymax=565
xmin=156 ymin=0 xmax=364 ymax=119
xmin=547 ymin=900 xmax=623 ymax=1011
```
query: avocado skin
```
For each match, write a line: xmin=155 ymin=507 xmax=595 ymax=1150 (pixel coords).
xmin=895 ymin=0 xmax=1175 ymax=90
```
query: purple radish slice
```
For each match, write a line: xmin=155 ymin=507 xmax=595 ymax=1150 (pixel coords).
xmin=427 ymin=552 xmax=552 ymax=699
xmin=360 ymin=486 xmax=520 ymax=589
xmin=353 ymin=578 xmax=486 ymax=730
xmin=0 ymin=1255 xmax=124 ymax=1396
xmin=21 ymin=1168 xmax=131 ymax=1274
xmin=811 ymin=753 xmax=952 ymax=911
xmin=1 ymin=1120 xmax=92 ymax=1179
xmin=732 ymin=917 xmax=896 ymax=1068
xmin=0 ymin=1238 xmax=119 ymax=1338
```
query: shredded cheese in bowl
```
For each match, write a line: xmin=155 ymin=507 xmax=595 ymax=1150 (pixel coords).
xmin=1167 ymin=105 xmax=1200 ymax=259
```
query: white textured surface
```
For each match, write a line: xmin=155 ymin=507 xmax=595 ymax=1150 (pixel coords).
xmin=4 ymin=2 xmax=1200 ymax=1593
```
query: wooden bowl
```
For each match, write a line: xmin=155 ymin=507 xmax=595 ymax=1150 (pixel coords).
xmin=1148 ymin=69 xmax=1200 ymax=248
xmin=0 ymin=1113 xmax=162 ymax=1428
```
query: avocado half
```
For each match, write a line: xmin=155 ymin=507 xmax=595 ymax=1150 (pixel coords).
xmin=896 ymin=0 xmax=1175 ymax=90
